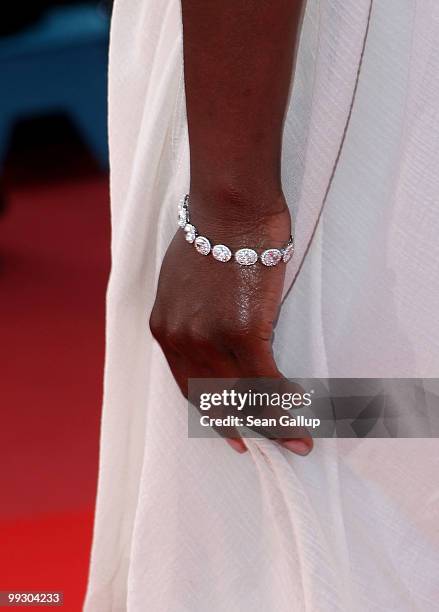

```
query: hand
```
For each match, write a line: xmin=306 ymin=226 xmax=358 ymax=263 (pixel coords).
xmin=150 ymin=196 xmax=313 ymax=456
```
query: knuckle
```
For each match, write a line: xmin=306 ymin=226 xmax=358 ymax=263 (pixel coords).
xmin=149 ymin=312 xmax=183 ymax=348
xmin=149 ymin=317 xmax=194 ymax=350
xmin=150 ymin=311 xmax=223 ymax=354
xmin=175 ymin=326 xmax=210 ymax=351
xmin=148 ymin=310 xmax=164 ymax=340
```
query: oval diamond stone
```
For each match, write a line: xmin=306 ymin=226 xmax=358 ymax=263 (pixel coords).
xmin=234 ymin=248 xmax=258 ymax=266
xmin=194 ymin=236 xmax=211 ymax=255
xmin=282 ymin=241 xmax=295 ymax=263
xmin=212 ymin=244 xmax=232 ymax=262
xmin=184 ymin=223 xmax=196 ymax=243
xmin=260 ymin=248 xmax=282 ymax=267
xmin=178 ymin=208 xmax=188 ymax=228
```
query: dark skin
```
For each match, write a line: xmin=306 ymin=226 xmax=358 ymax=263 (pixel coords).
xmin=150 ymin=0 xmax=312 ymax=455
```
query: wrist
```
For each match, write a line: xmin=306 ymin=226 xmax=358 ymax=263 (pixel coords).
xmin=183 ymin=185 xmax=292 ymax=249
xmin=188 ymin=179 xmax=288 ymax=223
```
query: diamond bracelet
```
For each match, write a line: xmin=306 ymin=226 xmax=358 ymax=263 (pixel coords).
xmin=177 ymin=194 xmax=294 ymax=267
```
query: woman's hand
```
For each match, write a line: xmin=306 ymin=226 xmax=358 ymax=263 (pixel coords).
xmin=168 ymin=0 xmax=307 ymax=454
xmin=150 ymin=195 xmax=313 ymax=456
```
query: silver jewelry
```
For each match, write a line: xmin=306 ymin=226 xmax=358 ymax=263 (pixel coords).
xmin=177 ymin=194 xmax=294 ymax=267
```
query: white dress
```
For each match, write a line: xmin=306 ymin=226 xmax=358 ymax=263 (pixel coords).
xmin=83 ymin=1 xmax=439 ymax=610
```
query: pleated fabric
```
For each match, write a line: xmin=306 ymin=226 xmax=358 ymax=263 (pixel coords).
xmin=83 ymin=1 xmax=439 ymax=610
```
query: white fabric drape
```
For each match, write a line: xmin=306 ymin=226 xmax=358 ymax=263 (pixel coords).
xmin=83 ymin=1 xmax=439 ymax=610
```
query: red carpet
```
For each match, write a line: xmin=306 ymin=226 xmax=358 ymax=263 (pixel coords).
xmin=0 ymin=119 xmax=110 ymax=610
xmin=0 ymin=511 xmax=94 ymax=611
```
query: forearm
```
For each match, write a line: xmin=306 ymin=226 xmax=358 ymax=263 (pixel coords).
xmin=181 ymin=0 xmax=305 ymax=220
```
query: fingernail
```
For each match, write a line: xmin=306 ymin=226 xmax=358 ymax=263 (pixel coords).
xmin=280 ymin=440 xmax=311 ymax=455
xmin=226 ymin=439 xmax=247 ymax=454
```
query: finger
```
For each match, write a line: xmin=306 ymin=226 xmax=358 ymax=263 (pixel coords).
xmin=234 ymin=340 xmax=314 ymax=454
xmin=225 ymin=438 xmax=247 ymax=454
xmin=164 ymin=348 xmax=248 ymax=453
xmin=279 ymin=438 xmax=313 ymax=455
